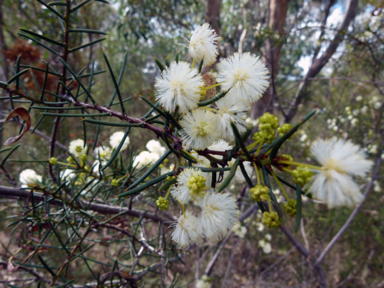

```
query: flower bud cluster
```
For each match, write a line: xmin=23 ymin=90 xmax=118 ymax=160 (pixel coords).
xmin=156 ymin=196 xmax=169 ymax=211
xmin=186 ymin=174 xmax=207 ymax=197
xmin=277 ymin=123 xmax=293 ymax=138
xmin=253 ymin=112 xmax=279 ymax=143
xmin=262 ymin=211 xmax=281 ymax=228
xmin=280 ymin=154 xmax=293 ymax=162
xmin=283 ymin=199 xmax=297 ymax=217
xmin=250 ymin=184 xmax=270 ymax=201
xmin=292 ymin=167 xmax=313 ymax=186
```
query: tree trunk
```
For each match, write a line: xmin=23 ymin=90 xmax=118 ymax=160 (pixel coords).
xmin=205 ymin=0 xmax=221 ymax=36
xmin=0 ymin=0 xmax=10 ymax=148
xmin=251 ymin=0 xmax=290 ymax=119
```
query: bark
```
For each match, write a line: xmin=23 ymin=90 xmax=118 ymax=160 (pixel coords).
xmin=205 ymin=0 xmax=221 ymax=36
xmin=251 ymin=0 xmax=290 ymax=119
xmin=0 ymin=0 xmax=10 ymax=148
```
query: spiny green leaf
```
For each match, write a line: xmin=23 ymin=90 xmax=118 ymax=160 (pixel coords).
xmin=82 ymin=118 xmax=144 ymax=127
xmin=69 ymin=38 xmax=106 ymax=53
xmin=128 ymin=150 xmax=172 ymax=190
xmin=38 ymin=254 xmax=57 ymax=276
xmin=198 ymin=88 xmax=231 ymax=107
xmin=103 ymin=52 xmax=125 ymax=115
xmin=108 ymin=52 xmax=128 ymax=106
xmin=269 ymin=109 xmax=317 ymax=160
xmin=37 ymin=0 xmax=64 ymax=19
xmin=118 ymin=171 xmax=175 ymax=197
xmin=230 ymin=121 xmax=253 ymax=162
xmin=6 ymin=69 xmax=31 ymax=85
xmin=18 ymin=32 xmax=60 ymax=56
xmin=102 ymin=127 xmax=130 ymax=170
xmin=1 ymin=145 xmax=20 ymax=165
xmin=69 ymin=28 xmax=107 ymax=35
xmin=19 ymin=28 xmax=64 ymax=47
xmin=217 ymin=159 xmax=239 ymax=192
xmin=58 ymin=57 xmax=96 ymax=104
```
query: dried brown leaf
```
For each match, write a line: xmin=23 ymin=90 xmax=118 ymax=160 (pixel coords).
xmin=3 ymin=107 xmax=31 ymax=145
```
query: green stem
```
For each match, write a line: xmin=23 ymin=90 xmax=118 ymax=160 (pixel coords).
xmin=277 ymin=160 xmax=321 ymax=170
xmin=255 ymin=140 xmax=264 ymax=156
xmin=164 ymin=185 xmax=172 ymax=200
xmin=204 ymin=82 xmax=222 ymax=90
xmin=270 ymin=169 xmax=290 ymax=201
xmin=253 ymin=162 xmax=261 ymax=185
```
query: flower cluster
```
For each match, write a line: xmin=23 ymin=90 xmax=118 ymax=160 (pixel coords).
xmin=49 ymin=131 xmax=132 ymax=194
xmin=171 ymin=191 xmax=239 ymax=247
xmin=155 ymin=24 xmax=269 ymax=151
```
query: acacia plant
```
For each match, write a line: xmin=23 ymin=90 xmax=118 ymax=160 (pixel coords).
xmin=0 ymin=1 xmax=381 ymax=287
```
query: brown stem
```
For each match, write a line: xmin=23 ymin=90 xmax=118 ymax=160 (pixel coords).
xmin=48 ymin=0 xmax=71 ymax=183
xmin=0 ymin=164 xmax=17 ymax=187
xmin=0 ymin=185 xmax=174 ymax=222
xmin=0 ymin=83 xmax=182 ymax=146
xmin=280 ymin=224 xmax=327 ymax=288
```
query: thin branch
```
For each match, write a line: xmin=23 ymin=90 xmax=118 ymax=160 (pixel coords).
xmin=96 ymin=222 xmax=158 ymax=254
xmin=284 ymin=0 xmax=359 ymax=123
xmin=32 ymin=127 xmax=68 ymax=151
xmin=205 ymin=232 xmax=232 ymax=276
xmin=0 ymin=164 xmax=17 ymax=187
xmin=280 ymin=225 xmax=327 ymax=288
xmin=0 ymin=261 xmax=50 ymax=283
xmin=0 ymin=185 xmax=173 ymax=222
xmin=0 ymin=83 xmax=181 ymax=145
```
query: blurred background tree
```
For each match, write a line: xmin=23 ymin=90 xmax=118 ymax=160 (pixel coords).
xmin=0 ymin=0 xmax=383 ymax=287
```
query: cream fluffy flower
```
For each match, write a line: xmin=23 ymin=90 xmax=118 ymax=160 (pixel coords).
xmin=155 ymin=61 xmax=203 ymax=114
xmin=215 ymin=97 xmax=249 ymax=141
xmin=93 ymin=146 xmax=111 ymax=160
xmin=146 ymin=140 xmax=166 ymax=157
xmin=171 ymin=211 xmax=202 ymax=248
xmin=233 ymin=160 xmax=253 ymax=183
xmin=60 ymin=169 xmax=75 ymax=182
xmin=308 ymin=138 xmax=373 ymax=208
xmin=197 ymin=191 xmax=239 ymax=243
xmin=216 ymin=52 xmax=269 ymax=105
xmin=180 ymin=108 xmax=220 ymax=150
xmin=171 ymin=168 xmax=209 ymax=204
xmin=189 ymin=23 xmax=219 ymax=67
xmin=109 ymin=131 xmax=130 ymax=151
xmin=69 ymin=139 xmax=87 ymax=158
xmin=133 ymin=151 xmax=160 ymax=169
xmin=19 ymin=169 xmax=42 ymax=187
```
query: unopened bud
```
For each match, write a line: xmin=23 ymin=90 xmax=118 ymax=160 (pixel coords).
xmin=111 ymin=179 xmax=119 ymax=187
xmin=67 ymin=156 xmax=75 ymax=164
xmin=80 ymin=154 xmax=88 ymax=162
